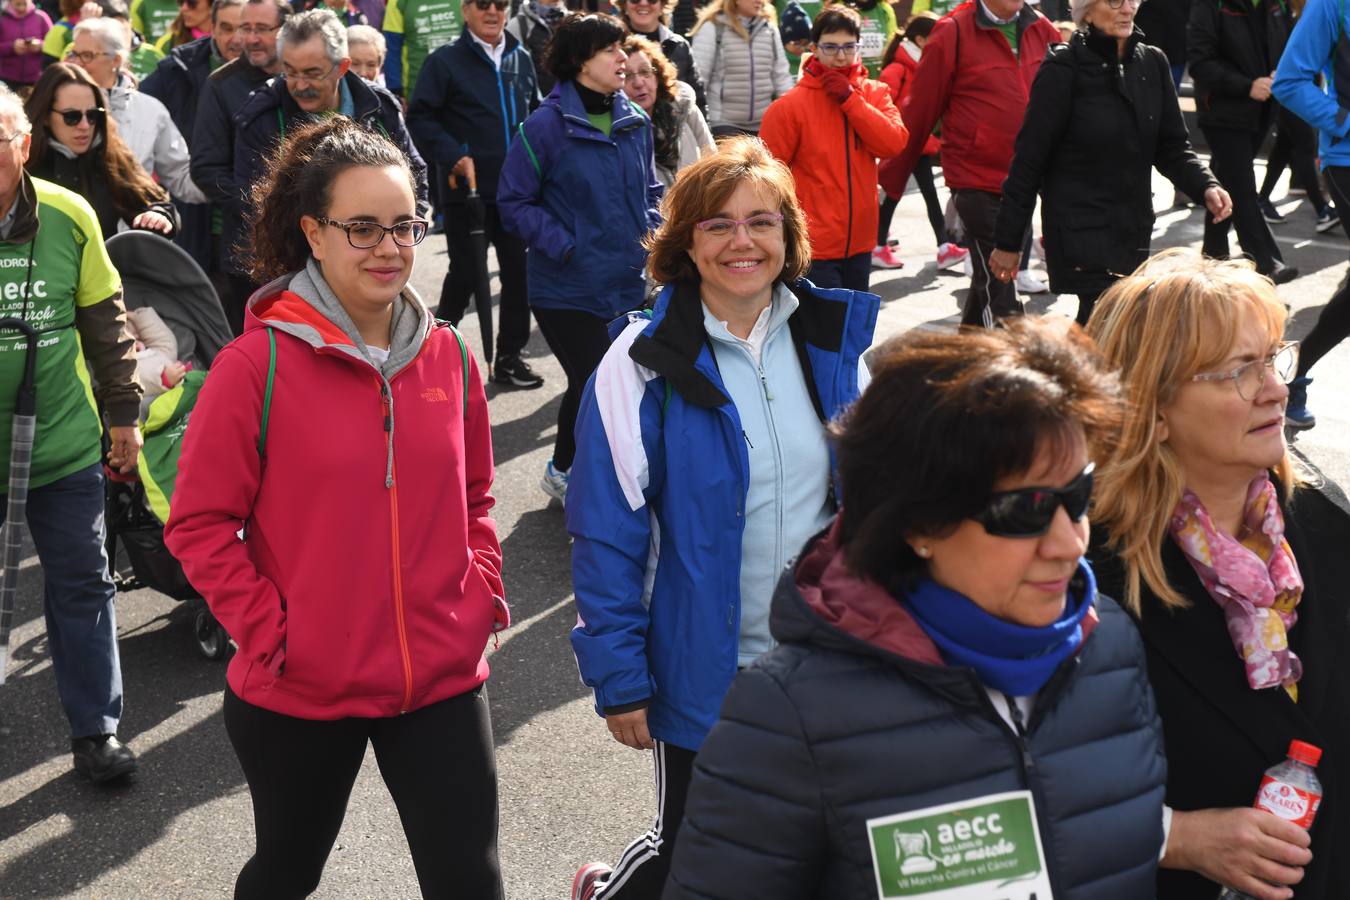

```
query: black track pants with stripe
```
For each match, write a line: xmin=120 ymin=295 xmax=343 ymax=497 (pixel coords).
xmin=596 ymin=740 xmax=697 ymax=899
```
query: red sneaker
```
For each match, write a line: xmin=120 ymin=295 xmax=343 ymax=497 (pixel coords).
xmin=572 ymin=862 xmax=612 ymax=900
xmin=871 ymin=244 xmax=905 ymax=269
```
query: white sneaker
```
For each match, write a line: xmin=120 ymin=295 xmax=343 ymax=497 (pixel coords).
xmin=541 ymin=459 xmax=569 ymax=506
xmin=962 ymin=254 xmax=973 ymax=277
xmin=1015 ymin=271 xmax=1049 ymax=294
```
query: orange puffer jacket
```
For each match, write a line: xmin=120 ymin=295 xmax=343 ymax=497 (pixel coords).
xmin=760 ymin=60 xmax=909 ymax=260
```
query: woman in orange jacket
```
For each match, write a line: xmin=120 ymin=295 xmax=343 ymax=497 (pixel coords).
xmin=759 ymin=3 xmax=907 ymax=292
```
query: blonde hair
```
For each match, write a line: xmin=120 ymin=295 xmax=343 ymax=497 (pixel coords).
xmin=690 ymin=0 xmax=776 ymax=41
xmin=1086 ymin=249 xmax=1298 ymax=613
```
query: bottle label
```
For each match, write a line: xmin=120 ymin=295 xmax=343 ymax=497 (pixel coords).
xmin=1255 ymin=776 xmax=1321 ymax=828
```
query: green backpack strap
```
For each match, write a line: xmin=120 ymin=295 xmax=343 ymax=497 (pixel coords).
xmin=257 ymin=326 xmax=277 ymax=458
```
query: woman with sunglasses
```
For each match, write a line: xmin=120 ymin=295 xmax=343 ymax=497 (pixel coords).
xmin=663 ymin=317 xmax=1169 ymax=900
xmin=567 ymin=137 xmax=877 ymax=900
xmin=1086 ymin=250 xmax=1350 ymax=900
xmin=988 ymin=0 xmax=1229 ymax=326
xmin=154 ymin=0 xmax=211 ymax=51
xmin=23 ymin=63 xmax=177 ymax=237
xmin=165 ymin=117 xmax=507 ymax=899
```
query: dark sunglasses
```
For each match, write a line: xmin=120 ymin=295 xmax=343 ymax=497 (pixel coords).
xmin=973 ymin=463 xmax=1095 ymax=538
xmin=470 ymin=0 xmax=509 ymax=9
xmin=52 ymin=107 xmax=105 ymax=127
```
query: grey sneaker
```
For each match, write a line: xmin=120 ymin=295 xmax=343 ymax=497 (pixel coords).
xmin=541 ymin=459 xmax=569 ymax=506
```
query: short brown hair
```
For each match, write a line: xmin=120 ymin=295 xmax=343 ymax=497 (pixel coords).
xmin=644 ymin=136 xmax=811 ymax=285
xmin=621 ymin=35 xmax=677 ymax=105
xmin=834 ymin=319 xmax=1123 ymax=594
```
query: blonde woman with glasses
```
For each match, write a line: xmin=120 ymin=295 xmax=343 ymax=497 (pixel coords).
xmin=688 ymin=0 xmax=789 ymax=135
xmin=1086 ymin=249 xmax=1350 ymax=900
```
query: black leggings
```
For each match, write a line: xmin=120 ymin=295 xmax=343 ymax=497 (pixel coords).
xmin=1202 ymin=125 xmax=1284 ymax=274
xmin=878 ymin=154 xmax=947 ymax=246
xmin=1296 ymin=166 xmax=1350 ymax=378
xmin=1260 ymin=106 xmax=1329 ymax=211
xmin=223 ymin=685 xmax=503 ymax=900
xmin=532 ymin=307 xmax=613 ymax=472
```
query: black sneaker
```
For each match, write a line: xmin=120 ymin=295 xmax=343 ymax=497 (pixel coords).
xmin=491 ymin=356 xmax=544 ymax=389
xmin=1315 ymin=207 xmax=1341 ymax=233
xmin=72 ymin=734 xmax=138 ymax=782
xmin=1269 ymin=261 xmax=1300 ymax=285
xmin=1260 ymin=198 xmax=1286 ymax=224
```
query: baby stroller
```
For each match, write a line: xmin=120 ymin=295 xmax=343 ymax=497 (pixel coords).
xmin=104 ymin=231 xmax=235 ymax=659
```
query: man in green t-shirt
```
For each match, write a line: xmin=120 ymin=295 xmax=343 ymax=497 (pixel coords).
xmin=0 ymin=87 xmax=144 ymax=783
xmin=382 ymin=0 xmax=463 ymax=97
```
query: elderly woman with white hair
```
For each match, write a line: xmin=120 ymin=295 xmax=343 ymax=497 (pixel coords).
xmin=988 ymin=0 xmax=1233 ymax=325
xmin=345 ymin=23 xmax=385 ymax=84
xmin=65 ymin=17 xmax=206 ymax=205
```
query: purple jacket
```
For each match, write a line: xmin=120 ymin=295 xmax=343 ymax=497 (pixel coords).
xmin=0 ymin=7 xmax=51 ymax=86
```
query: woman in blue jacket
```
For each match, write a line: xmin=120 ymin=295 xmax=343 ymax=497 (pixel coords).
xmin=564 ymin=137 xmax=877 ymax=900
xmin=497 ymin=12 xmax=663 ymax=506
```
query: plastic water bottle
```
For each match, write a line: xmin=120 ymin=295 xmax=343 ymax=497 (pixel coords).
xmin=1217 ymin=740 xmax=1323 ymax=900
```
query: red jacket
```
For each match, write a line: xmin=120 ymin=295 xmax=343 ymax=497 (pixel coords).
xmin=165 ymin=282 xmax=505 ymax=720
xmin=760 ymin=59 xmax=908 ymax=260
xmin=879 ymin=52 xmax=940 ymax=157
xmin=894 ymin=0 xmax=1060 ymax=194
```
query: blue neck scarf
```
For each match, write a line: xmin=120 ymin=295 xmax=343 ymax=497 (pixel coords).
xmin=903 ymin=562 xmax=1096 ymax=696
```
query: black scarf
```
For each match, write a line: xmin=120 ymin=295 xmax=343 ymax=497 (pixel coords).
xmin=650 ymin=97 xmax=680 ymax=174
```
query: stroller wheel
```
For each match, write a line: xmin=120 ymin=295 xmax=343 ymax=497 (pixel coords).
xmin=194 ymin=607 xmax=232 ymax=661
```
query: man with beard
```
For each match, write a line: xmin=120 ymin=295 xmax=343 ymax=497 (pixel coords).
xmin=233 ymin=9 xmax=428 ymax=231
xmin=190 ymin=0 xmax=291 ymax=333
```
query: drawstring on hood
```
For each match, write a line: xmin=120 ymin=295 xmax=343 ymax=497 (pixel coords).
xmin=250 ymin=258 xmax=435 ymax=488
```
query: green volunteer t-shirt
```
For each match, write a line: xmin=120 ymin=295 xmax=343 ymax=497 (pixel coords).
xmin=911 ymin=0 xmax=962 ymax=13
xmin=130 ymin=0 xmax=182 ymax=44
xmin=0 ymin=180 xmax=121 ymax=488
xmin=855 ymin=1 xmax=897 ymax=79
xmin=586 ymin=110 xmax=613 ymax=136
xmin=384 ymin=0 xmax=463 ymax=97
xmin=997 ymin=20 xmax=1018 ymax=53
xmin=129 ymin=42 xmax=165 ymax=83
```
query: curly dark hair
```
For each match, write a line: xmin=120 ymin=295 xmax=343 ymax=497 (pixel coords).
xmin=246 ymin=117 xmax=414 ymax=283
xmin=833 ymin=319 xmax=1124 ymax=596
xmin=543 ymin=13 xmax=627 ymax=84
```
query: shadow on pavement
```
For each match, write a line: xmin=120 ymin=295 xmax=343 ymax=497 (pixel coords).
xmin=488 ymin=506 xmax=588 ymax=746
xmin=0 ymin=606 xmax=242 ymax=897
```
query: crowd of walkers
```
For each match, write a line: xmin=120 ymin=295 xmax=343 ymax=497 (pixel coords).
xmin=2 ymin=0 xmax=1350 ymax=896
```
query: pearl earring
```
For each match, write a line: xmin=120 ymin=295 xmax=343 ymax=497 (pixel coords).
xmin=917 ymin=546 xmax=931 ymax=559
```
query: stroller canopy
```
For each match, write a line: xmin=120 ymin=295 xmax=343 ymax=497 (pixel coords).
xmin=106 ymin=231 xmax=234 ymax=370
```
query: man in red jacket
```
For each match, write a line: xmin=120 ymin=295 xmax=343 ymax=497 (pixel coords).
xmin=760 ymin=4 xmax=908 ymax=292
xmin=892 ymin=0 xmax=1058 ymax=326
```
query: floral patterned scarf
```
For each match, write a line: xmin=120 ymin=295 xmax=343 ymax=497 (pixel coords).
xmin=1170 ymin=474 xmax=1304 ymax=699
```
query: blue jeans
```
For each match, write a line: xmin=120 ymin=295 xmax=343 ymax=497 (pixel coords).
xmin=2 ymin=463 xmax=122 ymax=737
xmin=807 ymin=252 xmax=871 ymax=293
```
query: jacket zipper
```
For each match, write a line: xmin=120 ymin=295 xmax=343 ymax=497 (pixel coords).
xmin=842 ymin=117 xmax=854 ymax=255
xmin=379 ymin=377 xmax=415 ymax=712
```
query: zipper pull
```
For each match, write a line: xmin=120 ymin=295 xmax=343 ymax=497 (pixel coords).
xmin=743 ymin=429 xmax=754 ymax=449
xmin=380 ymin=382 xmax=392 ymax=432
xmin=759 ymin=368 xmax=773 ymax=401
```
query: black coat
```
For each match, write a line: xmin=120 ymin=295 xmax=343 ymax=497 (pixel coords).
xmin=1134 ymin=0 xmax=1193 ymax=68
xmin=995 ymin=27 xmax=1217 ymax=296
xmin=140 ymin=35 xmax=220 ymax=149
xmin=1090 ymin=483 xmax=1350 ymax=899
xmin=27 ymin=144 xmax=180 ymax=239
xmin=1188 ymin=0 xmax=1292 ymax=132
xmin=630 ymin=23 xmax=707 ymax=113
xmin=666 ymin=532 xmax=1168 ymax=900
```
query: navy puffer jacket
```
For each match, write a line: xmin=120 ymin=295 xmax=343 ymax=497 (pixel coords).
xmin=666 ymin=525 xmax=1168 ymax=900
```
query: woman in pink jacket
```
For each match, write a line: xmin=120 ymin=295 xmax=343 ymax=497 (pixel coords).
xmin=0 ymin=0 xmax=51 ymax=90
xmin=165 ymin=117 xmax=507 ymax=900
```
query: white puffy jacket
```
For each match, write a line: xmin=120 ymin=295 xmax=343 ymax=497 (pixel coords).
xmin=690 ymin=13 xmax=792 ymax=133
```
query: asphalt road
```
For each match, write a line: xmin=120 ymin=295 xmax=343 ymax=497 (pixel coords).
xmin=0 ymin=160 xmax=1347 ymax=899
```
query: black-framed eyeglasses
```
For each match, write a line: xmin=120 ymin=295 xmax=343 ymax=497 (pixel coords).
xmin=470 ymin=0 xmax=509 ymax=10
xmin=52 ymin=107 xmax=105 ymax=127
xmin=1190 ymin=341 xmax=1298 ymax=401
xmin=318 ymin=217 xmax=430 ymax=249
xmin=974 ymin=464 xmax=1095 ymax=538
xmin=283 ymin=60 xmax=341 ymax=84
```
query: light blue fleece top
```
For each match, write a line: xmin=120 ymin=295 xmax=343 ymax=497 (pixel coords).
xmin=1272 ymin=0 xmax=1350 ymax=168
xmin=702 ymin=284 xmax=835 ymax=666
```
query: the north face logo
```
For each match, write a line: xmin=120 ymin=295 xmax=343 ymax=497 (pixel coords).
xmin=421 ymin=388 xmax=448 ymax=402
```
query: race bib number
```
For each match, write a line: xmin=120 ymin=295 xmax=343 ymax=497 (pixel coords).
xmin=866 ymin=791 xmax=1054 ymax=899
